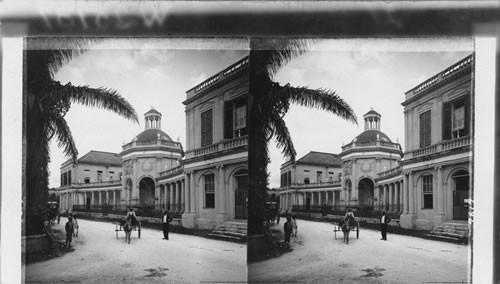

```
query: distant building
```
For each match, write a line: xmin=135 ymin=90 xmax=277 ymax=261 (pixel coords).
xmin=279 ymin=151 xmax=342 ymax=212
xmin=278 ymin=54 xmax=473 ymax=231
xmin=340 ymin=110 xmax=403 ymax=212
xmin=57 ymin=56 xmax=249 ymax=230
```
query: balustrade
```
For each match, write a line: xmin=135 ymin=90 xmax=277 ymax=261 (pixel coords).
xmin=406 ymin=136 xmax=471 ymax=159
xmin=185 ymin=135 xmax=248 ymax=159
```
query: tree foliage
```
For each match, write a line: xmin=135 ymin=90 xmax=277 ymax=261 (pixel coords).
xmin=24 ymin=38 xmax=139 ymax=235
xmin=248 ymin=39 xmax=357 ymax=235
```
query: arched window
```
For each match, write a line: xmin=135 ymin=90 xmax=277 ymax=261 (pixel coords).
xmin=204 ymin=174 xmax=215 ymax=208
xmin=422 ymin=175 xmax=433 ymax=209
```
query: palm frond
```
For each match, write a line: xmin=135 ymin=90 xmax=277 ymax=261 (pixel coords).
xmin=27 ymin=38 xmax=101 ymax=77
xmin=251 ymin=38 xmax=316 ymax=79
xmin=269 ymin=111 xmax=297 ymax=161
xmin=50 ymin=82 xmax=139 ymax=123
xmin=51 ymin=113 xmax=78 ymax=161
xmin=270 ymin=83 xmax=358 ymax=125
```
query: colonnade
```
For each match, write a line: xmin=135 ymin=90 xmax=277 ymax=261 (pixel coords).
xmin=158 ymin=179 xmax=185 ymax=212
xmin=279 ymin=189 xmax=341 ymax=212
xmin=59 ymin=189 xmax=122 ymax=212
xmin=377 ymin=179 xmax=404 ymax=213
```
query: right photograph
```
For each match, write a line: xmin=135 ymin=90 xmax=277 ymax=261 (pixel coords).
xmin=248 ymin=38 xmax=474 ymax=283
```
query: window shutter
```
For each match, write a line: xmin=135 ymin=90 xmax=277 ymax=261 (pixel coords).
xmin=201 ymin=109 xmax=213 ymax=146
xmin=207 ymin=110 xmax=213 ymax=145
xmin=224 ymin=101 xmax=233 ymax=139
xmin=464 ymin=94 xmax=471 ymax=136
xmin=442 ymin=102 xmax=452 ymax=140
xmin=419 ymin=113 xmax=424 ymax=147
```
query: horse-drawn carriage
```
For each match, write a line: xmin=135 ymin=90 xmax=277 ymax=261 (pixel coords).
xmin=115 ymin=218 xmax=141 ymax=244
xmin=333 ymin=216 xmax=360 ymax=244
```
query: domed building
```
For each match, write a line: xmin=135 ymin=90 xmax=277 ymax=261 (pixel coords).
xmin=339 ymin=109 xmax=403 ymax=211
xmin=120 ymin=108 xmax=184 ymax=209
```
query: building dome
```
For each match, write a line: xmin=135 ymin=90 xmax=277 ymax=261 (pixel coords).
xmin=130 ymin=108 xmax=174 ymax=144
xmin=350 ymin=109 xmax=392 ymax=143
xmin=353 ymin=130 xmax=392 ymax=143
xmin=133 ymin=128 xmax=173 ymax=144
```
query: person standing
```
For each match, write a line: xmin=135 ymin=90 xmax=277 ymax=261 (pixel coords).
xmin=162 ymin=210 xmax=172 ymax=240
xmin=126 ymin=207 xmax=137 ymax=226
xmin=284 ymin=216 xmax=293 ymax=248
xmin=65 ymin=216 xmax=74 ymax=248
xmin=380 ymin=211 xmax=391 ymax=241
xmin=291 ymin=215 xmax=298 ymax=237
xmin=70 ymin=213 xmax=79 ymax=238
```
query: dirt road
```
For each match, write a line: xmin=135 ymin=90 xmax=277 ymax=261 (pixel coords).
xmin=25 ymin=219 xmax=246 ymax=283
xmin=249 ymin=219 xmax=468 ymax=284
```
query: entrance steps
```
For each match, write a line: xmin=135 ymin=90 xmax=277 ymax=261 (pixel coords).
xmin=208 ymin=221 xmax=247 ymax=243
xmin=426 ymin=221 xmax=469 ymax=243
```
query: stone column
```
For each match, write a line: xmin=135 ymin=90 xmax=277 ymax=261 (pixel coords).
xmin=184 ymin=175 xmax=190 ymax=213
xmin=388 ymin=184 xmax=393 ymax=212
xmin=170 ymin=183 xmax=175 ymax=211
xmin=318 ymin=191 xmax=322 ymax=206
xmin=181 ymin=180 xmax=185 ymax=212
xmin=176 ymin=181 xmax=181 ymax=211
xmin=434 ymin=166 xmax=445 ymax=226
xmin=381 ymin=185 xmax=386 ymax=211
xmin=403 ymin=174 xmax=408 ymax=214
xmin=190 ymin=172 xmax=196 ymax=213
xmin=332 ymin=191 xmax=336 ymax=208
xmin=408 ymin=172 xmax=415 ymax=214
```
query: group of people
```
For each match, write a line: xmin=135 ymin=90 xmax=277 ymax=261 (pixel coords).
xmin=64 ymin=213 xmax=79 ymax=248
xmin=279 ymin=207 xmax=393 ymax=247
xmin=126 ymin=207 xmax=173 ymax=240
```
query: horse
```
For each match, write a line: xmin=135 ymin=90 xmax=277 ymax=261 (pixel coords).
xmin=123 ymin=218 xmax=132 ymax=244
xmin=341 ymin=217 xmax=351 ymax=245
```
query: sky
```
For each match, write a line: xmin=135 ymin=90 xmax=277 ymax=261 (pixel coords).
xmin=48 ymin=38 xmax=248 ymax=187
xmin=267 ymin=38 xmax=473 ymax=188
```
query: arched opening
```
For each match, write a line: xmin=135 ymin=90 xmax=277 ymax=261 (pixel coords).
xmin=139 ymin=177 xmax=155 ymax=209
xmin=358 ymin=178 xmax=375 ymax=209
xmin=234 ymin=169 xmax=248 ymax=219
xmin=452 ymin=170 xmax=470 ymax=220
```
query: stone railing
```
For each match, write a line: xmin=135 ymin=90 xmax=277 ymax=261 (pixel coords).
xmin=192 ymin=57 xmax=248 ymax=95
xmin=341 ymin=140 xmax=401 ymax=152
xmin=158 ymin=165 xmax=184 ymax=177
xmin=122 ymin=140 xmax=182 ymax=151
xmin=185 ymin=135 xmax=247 ymax=159
xmin=280 ymin=180 xmax=341 ymax=190
xmin=59 ymin=180 xmax=122 ymax=189
xmin=406 ymin=55 xmax=473 ymax=98
xmin=377 ymin=165 xmax=402 ymax=179
xmin=405 ymin=136 xmax=472 ymax=159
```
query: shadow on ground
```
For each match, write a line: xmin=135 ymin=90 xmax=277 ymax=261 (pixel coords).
xmin=248 ymin=227 xmax=293 ymax=263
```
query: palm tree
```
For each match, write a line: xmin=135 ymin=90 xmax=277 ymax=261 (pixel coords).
xmin=24 ymin=38 xmax=139 ymax=235
xmin=248 ymin=39 xmax=358 ymax=236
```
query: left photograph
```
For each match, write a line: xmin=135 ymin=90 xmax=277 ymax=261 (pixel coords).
xmin=23 ymin=37 xmax=248 ymax=283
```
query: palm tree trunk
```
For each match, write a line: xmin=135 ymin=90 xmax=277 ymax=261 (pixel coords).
xmin=25 ymin=91 xmax=50 ymax=235
xmin=248 ymin=51 xmax=272 ymax=235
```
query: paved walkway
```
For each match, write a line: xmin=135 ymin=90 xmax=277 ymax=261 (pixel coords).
xmin=25 ymin=219 xmax=246 ymax=283
xmin=249 ymin=219 xmax=469 ymax=284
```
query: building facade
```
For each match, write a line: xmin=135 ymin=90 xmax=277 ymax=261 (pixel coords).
xmin=181 ymin=56 xmax=248 ymax=229
xmin=278 ymin=54 xmax=473 ymax=231
xmin=399 ymin=55 xmax=473 ymax=230
xmin=57 ymin=56 xmax=249 ymax=230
